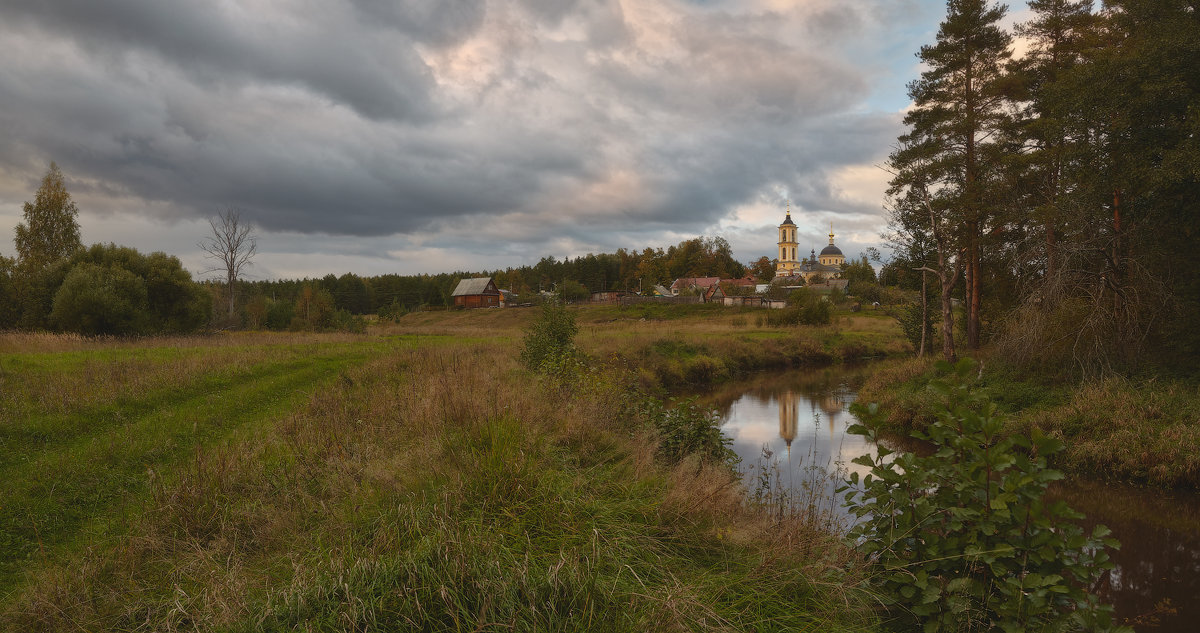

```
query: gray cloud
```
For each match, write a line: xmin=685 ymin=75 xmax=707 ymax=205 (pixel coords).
xmin=350 ymin=0 xmax=488 ymax=47
xmin=3 ymin=0 xmax=439 ymax=121
xmin=0 ymin=0 xmax=934 ymax=276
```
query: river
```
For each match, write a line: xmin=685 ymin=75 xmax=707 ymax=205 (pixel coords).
xmin=701 ymin=365 xmax=1200 ymax=633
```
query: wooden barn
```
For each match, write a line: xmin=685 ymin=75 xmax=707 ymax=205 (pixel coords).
xmin=451 ymin=277 xmax=501 ymax=309
xmin=589 ymin=290 xmax=624 ymax=304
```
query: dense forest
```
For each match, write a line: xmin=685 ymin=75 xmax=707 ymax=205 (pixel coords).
xmin=881 ymin=0 xmax=1199 ymax=375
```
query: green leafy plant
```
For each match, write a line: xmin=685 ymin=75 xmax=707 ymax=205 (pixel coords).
xmin=893 ymin=299 xmax=934 ymax=357
xmin=641 ymin=397 xmax=738 ymax=469
xmin=765 ymin=291 xmax=832 ymax=327
xmin=520 ymin=295 xmax=579 ymax=375
xmin=45 ymin=245 xmax=210 ymax=335
xmin=843 ymin=359 xmax=1127 ymax=632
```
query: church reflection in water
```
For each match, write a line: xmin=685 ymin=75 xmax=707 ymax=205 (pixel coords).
xmin=776 ymin=388 xmax=848 ymax=461
xmin=704 ymin=365 xmax=878 ymax=503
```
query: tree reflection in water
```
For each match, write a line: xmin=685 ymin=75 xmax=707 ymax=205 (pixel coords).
xmin=1052 ymin=479 xmax=1200 ymax=632
xmin=704 ymin=366 xmax=1200 ymax=633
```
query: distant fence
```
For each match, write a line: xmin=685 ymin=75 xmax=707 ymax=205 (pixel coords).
xmin=618 ymin=296 xmax=704 ymax=306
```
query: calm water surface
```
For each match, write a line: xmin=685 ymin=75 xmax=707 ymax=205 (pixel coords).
xmin=704 ymin=366 xmax=1200 ymax=633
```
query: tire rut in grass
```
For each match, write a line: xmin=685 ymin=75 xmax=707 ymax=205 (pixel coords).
xmin=0 ymin=348 xmax=374 ymax=591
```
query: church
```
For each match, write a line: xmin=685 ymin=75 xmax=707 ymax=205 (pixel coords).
xmin=775 ymin=203 xmax=844 ymax=283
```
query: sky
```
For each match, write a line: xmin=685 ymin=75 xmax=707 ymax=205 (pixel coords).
xmin=0 ymin=0 xmax=1028 ymax=281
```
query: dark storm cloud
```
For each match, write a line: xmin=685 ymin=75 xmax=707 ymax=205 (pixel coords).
xmin=3 ymin=0 xmax=439 ymax=121
xmin=0 ymin=0 xmax=929 ymax=272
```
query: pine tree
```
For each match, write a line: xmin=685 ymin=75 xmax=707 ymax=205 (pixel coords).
xmin=1013 ymin=0 xmax=1098 ymax=280
xmin=888 ymin=0 xmax=1014 ymax=349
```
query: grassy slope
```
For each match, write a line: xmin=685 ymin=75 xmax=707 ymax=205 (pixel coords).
xmin=393 ymin=303 xmax=909 ymax=393
xmin=857 ymin=356 xmax=1200 ymax=488
xmin=0 ymin=312 xmax=883 ymax=632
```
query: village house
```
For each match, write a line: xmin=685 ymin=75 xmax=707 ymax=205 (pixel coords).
xmin=669 ymin=277 xmax=722 ymax=296
xmin=703 ymin=283 xmax=725 ymax=303
xmin=719 ymin=276 xmax=758 ymax=295
xmin=723 ymin=295 xmax=763 ymax=307
xmin=451 ymin=277 xmax=501 ymax=309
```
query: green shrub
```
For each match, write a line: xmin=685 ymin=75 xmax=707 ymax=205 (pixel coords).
xmin=786 ymin=288 xmax=813 ymax=306
xmin=265 ymin=298 xmax=295 ymax=330
xmin=50 ymin=263 xmax=149 ymax=335
xmin=46 ymin=244 xmax=209 ymax=335
xmin=520 ymin=296 xmax=579 ymax=373
xmin=559 ymin=279 xmax=590 ymax=302
xmin=641 ymin=397 xmax=738 ymax=468
xmin=377 ymin=299 xmax=408 ymax=322
xmin=844 ymin=359 xmax=1125 ymax=632
xmin=329 ymin=308 xmax=367 ymax=333
xmin=853 ymin=281 xmax=884 ymax=304
xmin=0 ymin=256 xmax=17 ymax=328
xmin=894 ymin=300 xmax=934 ymax=356
xmin=765 ymin=292 xmax=831 ymax=327
xmin=683 ymin=354 xmax=727 ymax=384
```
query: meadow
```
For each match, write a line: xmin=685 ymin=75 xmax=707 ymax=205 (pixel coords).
xmin=856 ymin=356 xmax=1200 ymax=489
xmin=0 ymin=306 xmax=904 ymax=631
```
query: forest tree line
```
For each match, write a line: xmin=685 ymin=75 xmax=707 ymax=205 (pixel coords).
xmin=234 ymin=235 xmax=757 ymax=328
xmin=0 ymin=165 xmax=786 ymax=334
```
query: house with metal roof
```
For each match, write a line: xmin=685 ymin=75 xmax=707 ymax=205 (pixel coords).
xmin=669 ymin=277 xmax=722 ymax=296
xmin=451 ymin=277 xmax=501 ymax=309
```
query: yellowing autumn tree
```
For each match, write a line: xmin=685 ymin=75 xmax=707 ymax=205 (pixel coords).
xmin=14 ymin=162 xmax=82 ymax=271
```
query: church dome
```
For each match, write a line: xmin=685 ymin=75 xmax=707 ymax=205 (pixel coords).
xmin=779 ymin=213 xmax=796 ymax=227
xmin=820 ymin=244 xmax=843 ymax=257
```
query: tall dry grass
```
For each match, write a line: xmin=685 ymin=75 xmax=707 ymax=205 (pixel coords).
xmin=1015 ymin=377 xmax=1200 ymax=487
xmin=4 ymin=333 xmax=875 ymax=632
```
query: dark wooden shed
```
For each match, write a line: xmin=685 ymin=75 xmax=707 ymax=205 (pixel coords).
xmin=451 ymin=277 xmax=501 ymax=309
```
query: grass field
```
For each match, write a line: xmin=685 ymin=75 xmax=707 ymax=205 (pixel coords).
xmin=856 ymin=356 xmax=1200 ymax=488
xmin=0 ymin=307 xmax=897 ymax=631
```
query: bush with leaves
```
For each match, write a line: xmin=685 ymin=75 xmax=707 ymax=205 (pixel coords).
xmin=47 ymin=244 xmax=209 ymax=335
xmin=0 ymin=256 xmax=18 ymax=328
xmin=893 ymin=300 xmax=934 ymax=357
xmin=843 ymin=359 xmax=1125 ymax=632
xmin=50 ymin=263 xmax=149 ymax=335
xmin=641 ymin=397 xmax=738 ymax=469
xmin=765 ymin=289 xmax=832 ymax=327
xmin=264 ymin=298 xmax=295 ymax=330
xmin=557 ymin=279 xmax=590 ymax=302
xmin=520 ymin=295 xmax=579 ymax=374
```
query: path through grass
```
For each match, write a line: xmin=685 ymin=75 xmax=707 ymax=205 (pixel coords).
xmin=0 ymin=335 xmax=427 ymax=593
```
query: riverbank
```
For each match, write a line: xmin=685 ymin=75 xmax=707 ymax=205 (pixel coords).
xmin=857 ymin=357 xmax=1200 ymax=489
xmin=709 ymin=362 xmax=1200 ymax=633
xmin=392 ymin=303 xmax=910 ymax=392
xmin=0 ymin=316 xmax=883 ymax=631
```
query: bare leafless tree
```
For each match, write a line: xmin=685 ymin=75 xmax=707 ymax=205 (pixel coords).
xmin=199 ymin=207 xmax=257 ymax=321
